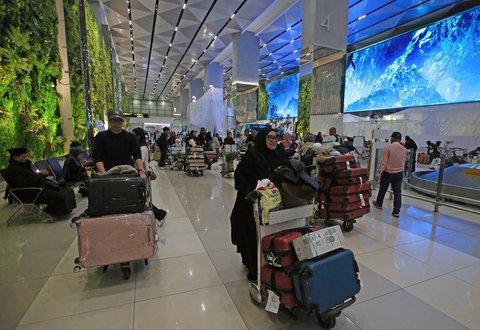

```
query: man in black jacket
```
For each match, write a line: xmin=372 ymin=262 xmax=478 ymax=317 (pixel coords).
xmin=155 ymin=126 xmax=170 ymax=168
xmin=93 ymin=110 xmax=146 ymax=179
xmin=3 ymin=147 xmax=76 ymax=215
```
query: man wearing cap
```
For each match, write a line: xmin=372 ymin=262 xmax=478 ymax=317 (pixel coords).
xmin=373 ymin=131 xmax=407 ymax=217
xmin=93 ymin=110 xmax=146 ymax=179
xmin=3 ymin=147 xmax=76 ymax=215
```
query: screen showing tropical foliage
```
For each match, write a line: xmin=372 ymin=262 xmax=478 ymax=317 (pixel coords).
xmin=265 ymin=73 xmax=299 ymax=119
xmin=344 ymin=6 xmax=480 ymax=113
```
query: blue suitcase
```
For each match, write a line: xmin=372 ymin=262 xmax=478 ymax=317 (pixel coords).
xmin=292 ymin=248 xmax=360 ymax=328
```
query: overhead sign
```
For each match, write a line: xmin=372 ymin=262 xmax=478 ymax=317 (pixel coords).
xmin=123 ymin=112 xmax=149 ymax=118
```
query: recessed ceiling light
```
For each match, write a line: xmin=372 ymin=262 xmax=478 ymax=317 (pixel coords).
xmin=183 ymin=3 xmax=186 ymax=9
xmin=358 ymin=14 xmax=367 ymax=20
xmin=175 ymin=26 xmax=178 ymax=31
xmin=293 ymin=49 xmax=297 ymax=53
xmin=286 ymin=26 xmax=292 ymax=31
xmin=230 ymin=14 xmax=235 ymax=19
xmin=269 ymin=53 xmax=273 ymax=56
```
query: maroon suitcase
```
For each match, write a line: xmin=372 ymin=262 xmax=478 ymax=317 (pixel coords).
xmin=262 ymin=227 xmax=321 ymax=268
xmin=320 ymin=205 xmax=370 ymax=220
xmin=261 ymin=265 xmax=297 ymax=308
xmin=327 ymin=200 xmax=370 ymax=212
xmin=320 ymin=155 xmax=356 ymax=165
xmin=329 ymin=182 xmax=371 ymax=196
xmin=327 ymin=191 xmax=372 ymax=205
xmin=333 ymin=168 xmax=369 ymax=185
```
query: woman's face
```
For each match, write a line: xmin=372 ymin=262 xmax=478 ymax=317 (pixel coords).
xmin=265 ymin=131 xmax=278 ymax=150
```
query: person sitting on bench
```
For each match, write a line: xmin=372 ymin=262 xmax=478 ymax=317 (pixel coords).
xmin=3 ymin=147 xmax=76 ymax=216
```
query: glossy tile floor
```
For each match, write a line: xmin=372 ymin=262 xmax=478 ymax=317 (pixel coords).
xmin=1 ymin=163 xmax=480 ymax=330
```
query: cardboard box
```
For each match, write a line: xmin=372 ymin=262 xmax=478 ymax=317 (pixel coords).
xmin=293 ymin=225 xmax=346 ymax=261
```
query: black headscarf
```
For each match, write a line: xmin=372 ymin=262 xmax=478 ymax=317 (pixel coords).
xmin=254 ymin=128 xmax=285 ymax=172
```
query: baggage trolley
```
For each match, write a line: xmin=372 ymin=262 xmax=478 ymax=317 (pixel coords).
xmin=249 ymin=199 xmax=356 ymax=329
xmin=70 ymin=173 xmax=157 ymax=280
xmin=185 ymin=146 xmax=206 ymax=176
xmin=170 ymin=146 xmax=185 ymax=170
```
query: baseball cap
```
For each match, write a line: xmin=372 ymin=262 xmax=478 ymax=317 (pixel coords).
xmin=108 ymin=109 xmax=124 ymax=121
xmin=8 ymin=147 xmax=27 ymax=157
xmin=391 ymin=131 xmax=402 ymax=140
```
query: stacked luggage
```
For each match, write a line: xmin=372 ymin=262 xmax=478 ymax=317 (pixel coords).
xmin=259 ymin=226 xmax=361 ymax=329
xmin=170 ymin=146 xmax=185 ymax=171
xmin=71 ymin=174 xmax=158 ymax=280
xmin=186 ymin=146 xmax=206 ymax=176
xmin=317 ymin=155 xmax=371 ymax=231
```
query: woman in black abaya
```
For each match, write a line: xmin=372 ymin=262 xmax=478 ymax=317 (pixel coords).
xmin=230 ymin=128 xmax=288 ymax=281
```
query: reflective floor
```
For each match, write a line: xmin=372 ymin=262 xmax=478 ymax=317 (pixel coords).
xmin=1 ymin=162 xmax=480 ymax=330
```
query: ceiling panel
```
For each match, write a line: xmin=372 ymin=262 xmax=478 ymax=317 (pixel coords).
xmin=100 ymin=0 xmax=476 ymax=100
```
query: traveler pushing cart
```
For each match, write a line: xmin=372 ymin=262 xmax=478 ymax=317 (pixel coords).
xmin=185 ymin=145 xmax=206 ymax=176
xmin=70 ymin=170 xmax=158 ymax=280
xmin=170 ymin=146 xmax=185 ymax=171
xmin=221 ymin=144 xmax=238 ymax=177
xmin=249 ymin=197 xmax=360 ymax=329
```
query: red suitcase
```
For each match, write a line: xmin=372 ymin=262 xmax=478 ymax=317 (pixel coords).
xmin=261 ymin=265 xmax=297 ymax=308
xmin=262 ymin=227 xmax=321 ymax=268
xmin=320 ymin=205 xmax=370 ymax=220
xmin=327 ymin=200 xmax=369 ymax=212
xmin=329 ymin=182 xmax=371 ymax=195
xmin=318 ymin=155 xmax=358 ymax=173
xmin=327 ymin=191 xmax=372 ymax=205
xmin=333 ymin=168 xmax=369 ymax=185
xmin=320 ymin=155 xmax=356 ymax=165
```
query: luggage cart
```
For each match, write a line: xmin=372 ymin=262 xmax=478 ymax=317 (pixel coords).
xmin=249 ymin=199 xmax=356 ymax=329
xmin=185 ymin=146 xmax=206 ymax=176
xmin=170 ymin=146 xmax=185 ymax=170
xmin=70 ymin=174 xmax=157 ymax=280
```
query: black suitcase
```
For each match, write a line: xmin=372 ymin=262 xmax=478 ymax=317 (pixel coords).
xmin=87 ymin=175 xmax=147 ymax=216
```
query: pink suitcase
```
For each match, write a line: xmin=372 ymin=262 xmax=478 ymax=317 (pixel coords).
xmin=75 ymin=210 xmax=157 ymax=268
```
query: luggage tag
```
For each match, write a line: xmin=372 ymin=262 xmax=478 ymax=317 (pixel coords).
xmin=265 ymin=290 xmax=280 ymax=314
xmin=359 ymin=193 xmax=366 ymax=207
xmin=346 ymin=161 xmax=351 ymax=170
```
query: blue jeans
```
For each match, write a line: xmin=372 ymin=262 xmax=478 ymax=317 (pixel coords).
xmin=376 ymin=171 xmax=403 ymax=213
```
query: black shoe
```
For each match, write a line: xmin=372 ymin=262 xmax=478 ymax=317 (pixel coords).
xmin=373 ymin=201 xmax=382 ymax=209
xmin=392 ymin=212 xmax=400 ymax=218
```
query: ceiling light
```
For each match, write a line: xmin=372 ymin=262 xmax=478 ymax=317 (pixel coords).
xmin=263 ymin=43 xmax=267 ymax=48
xmin=273 ymin=60 xmax=277 ymax=63
xmin=281 ymin=72 xmax=284 ymax=74
xmin=183 ymin=3 xmax=186 ymax=9
xmin=296 ymin=57 xmax=300 ymax=61
xmin=230 ymin=14 xmax=235 ymax=19
xmin=204 ymin=49 xmax=207 ymax=53
xmin=290 ymin=40 xmax=294 ymax=43
xmin=279 ymin=66 xmax=282 ymax=69
xmin=286 ymin=26 xmax=292 ymax=31
xmin=169 ymin=43 xmax=172 ymax=47
xmin=129 ymin=20 xmax=132 ymax=25
xmin=293 ymin=49 xmax=297 ymax=53
xmin=269 ymin=53 xmax=272 ymax=56
xmin=175 ymin=26 xmax=178 ymax=31
xmin=358 ymin=14 xmax=367 ymax=20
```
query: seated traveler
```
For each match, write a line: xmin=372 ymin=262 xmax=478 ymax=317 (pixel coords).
xmin=3 ymin=147 xmax=76 ymax=216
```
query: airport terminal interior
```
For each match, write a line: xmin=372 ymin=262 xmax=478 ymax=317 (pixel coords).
xmin=1 ymin=0 xmax=480 ymax=329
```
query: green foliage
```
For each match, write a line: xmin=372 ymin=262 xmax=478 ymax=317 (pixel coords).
xmin=64 ymin=0 xmax=114 ymax=146
xmin=0 ymin=0 xmax=63 ymax=165
xmin=257 ymin=82 xmax=268 ymax=120
xmin=297 ymin=76 xmax=312 ymax=138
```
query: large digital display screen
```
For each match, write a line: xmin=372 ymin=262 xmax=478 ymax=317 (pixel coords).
xmin=344 ymin=7 xmax=480 ymax=113
xmin=266 ymin=73 xmax=299 ymax=119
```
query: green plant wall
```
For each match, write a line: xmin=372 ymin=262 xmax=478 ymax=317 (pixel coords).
xmin=297 ymin=75 xmax=312 ymax=137
xmin=0 ymin=0 xmax=64 ymax=166
xmin=64 ymin=0 xmax=114 ymax=145
xmin=257 ymin=82 xmax=268 ymax=120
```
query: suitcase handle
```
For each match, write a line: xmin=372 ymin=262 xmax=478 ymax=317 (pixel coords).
xmin=147 ymin=225 xmax=155 ymax=247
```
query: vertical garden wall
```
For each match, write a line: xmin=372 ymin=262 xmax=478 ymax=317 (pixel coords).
xmin=0 ymin=0 xmax=64 ymax=165
xmin=64 ymin=0 xmax=114 ymax=145
xmin=297 ymin=75 xmax=312 ymax=137
xmin=257 ymin=82 xmax=268 ymax=121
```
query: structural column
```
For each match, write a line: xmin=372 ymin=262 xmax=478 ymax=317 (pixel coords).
xmin=55 ymin=0 xmax=74 ymax=153
xmin=189 ymin=79 xmax=203 ymax=101
xmin=205 ymin=63 xmax=223 ymax=89
xmin=302 ymin=0 xmax=348 ymax=133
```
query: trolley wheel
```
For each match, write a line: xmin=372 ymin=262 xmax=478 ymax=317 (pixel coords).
xmin=342 ymin=220 xmax=354 ymax=232
xmin=317 ymin=314 xmax=336 ymax=329
xmin=74 ymin=257 xmax=80 ymax=264
xmin=73 ymin=266 xmax=81 ymax=273
xmin=250 ymin=292 xmax=262 ymax=306
xmin=102 ymin=265 xmax=109 ymax=273
xmin=121 ymin=267 xmax=131 ymax=280
xmin=144 ymin=259 xmax=149 ymax=266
